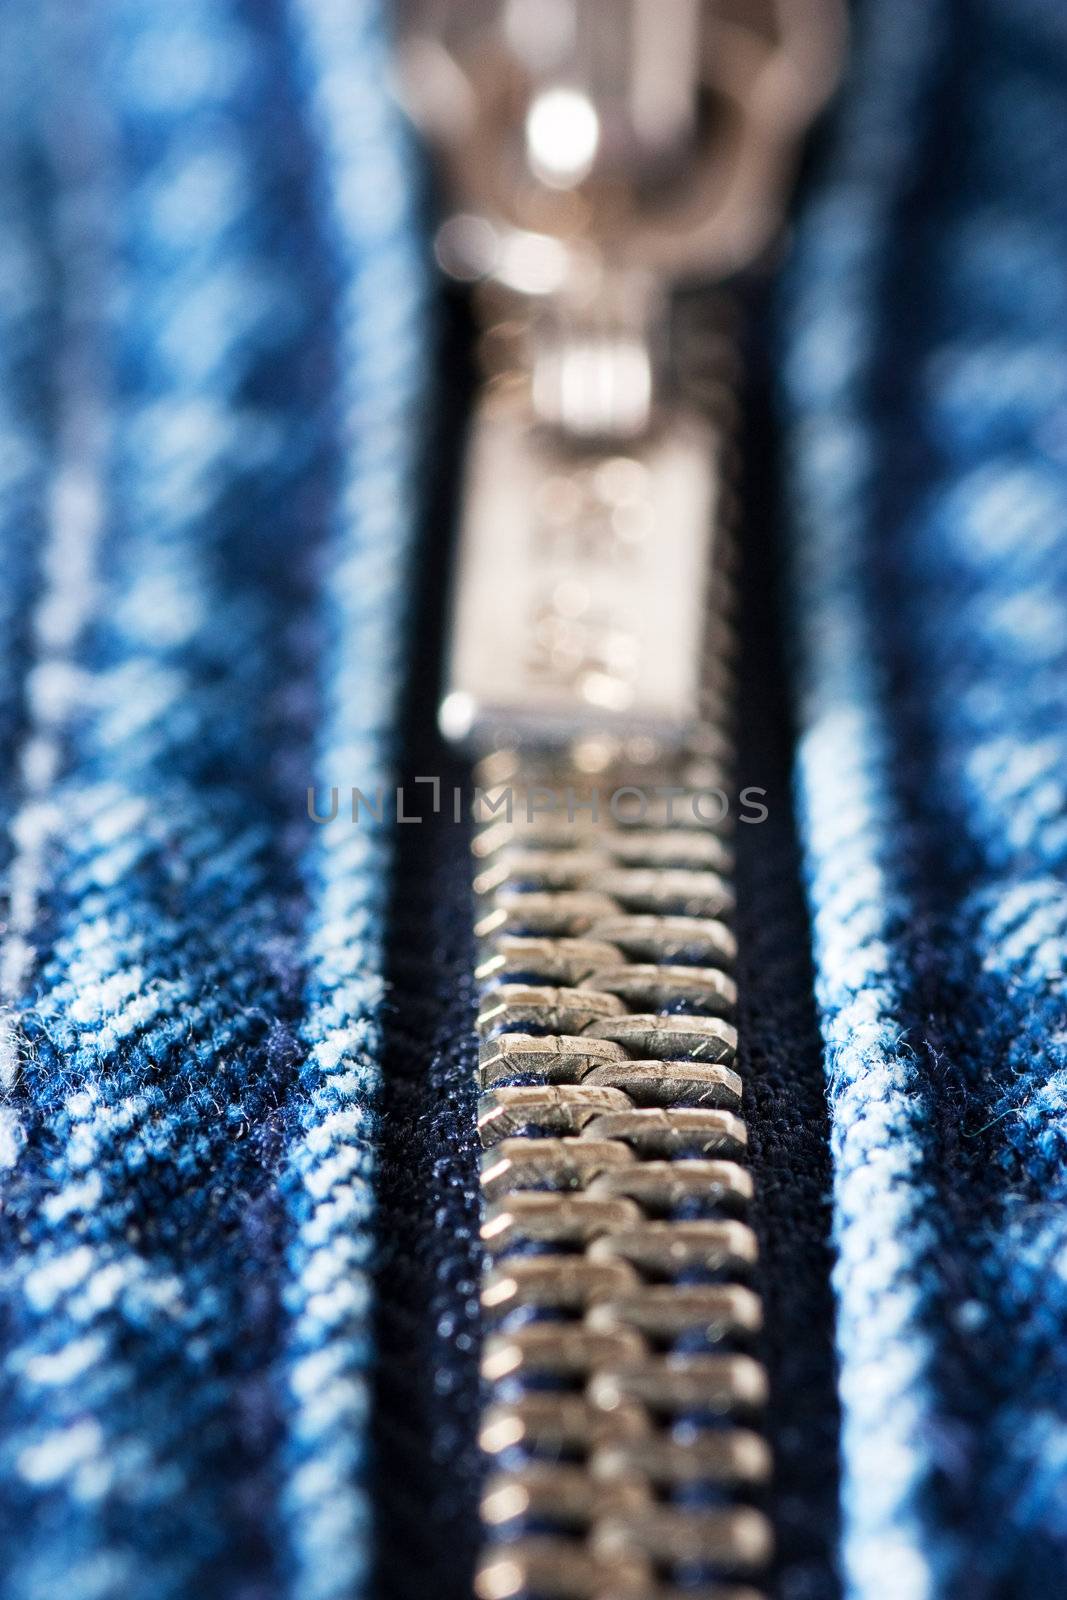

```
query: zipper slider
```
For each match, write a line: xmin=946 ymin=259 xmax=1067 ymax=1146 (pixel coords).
xmin=394 ymin=0 xmax=844 ymax=751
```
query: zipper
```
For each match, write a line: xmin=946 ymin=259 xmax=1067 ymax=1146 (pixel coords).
xmin=392 ymin=6 xmax=845 ymax=1595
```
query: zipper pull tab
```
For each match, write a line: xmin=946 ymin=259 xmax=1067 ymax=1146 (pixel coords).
xmin=393 ymin=0 xmax=844 ymax=752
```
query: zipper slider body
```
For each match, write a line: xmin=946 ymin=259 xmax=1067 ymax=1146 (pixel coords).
xmin=394 ymin=0 xmax=844 ymax=753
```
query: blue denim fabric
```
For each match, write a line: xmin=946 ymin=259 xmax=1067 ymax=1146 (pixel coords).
xmin=0 ymin=2 xmax=426 ymax=1598
xmin=784 ymin=0 xmax=1067 ymax=1595
xmin=1 ymin=0 xmax=1066 ymax=1596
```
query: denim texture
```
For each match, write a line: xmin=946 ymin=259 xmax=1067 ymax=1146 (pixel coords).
xmin=0 ymin=2 xmax=426 ymax=1597
xmin=0 ymin=0 xmax=1066 ymax=1597
xmin=784 ymin=0 xmax=1067 ymax=1595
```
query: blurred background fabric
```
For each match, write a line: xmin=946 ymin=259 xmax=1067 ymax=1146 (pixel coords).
xmin=0 ymin=1 xmax=1065 ymax=1600
xmin=785 ymin=1 xmax=1067 ymax=1596
xmin=0 ymin=2 xmax=428 ymax=1597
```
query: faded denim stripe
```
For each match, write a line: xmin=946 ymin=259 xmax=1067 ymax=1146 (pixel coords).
xmin=785 ymin=0 xmax=1067 ymax=1594
xmin=280 ymin=1 xmax=428 ymax=1597
xmin=0 ymin=0 xmax=421 ymax=1595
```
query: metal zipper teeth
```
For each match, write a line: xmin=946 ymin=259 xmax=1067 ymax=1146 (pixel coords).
xmin=470 ymin=571 xmax=771 ymax=1600
xmin=391 ymin=9 xmax=846 ymax=1590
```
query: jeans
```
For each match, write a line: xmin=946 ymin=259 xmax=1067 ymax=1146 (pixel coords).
xmin=786 ymin=1 xmax=1067 ymax=1594
xmin=0 ymin=0 xmax=1064 ymax=1597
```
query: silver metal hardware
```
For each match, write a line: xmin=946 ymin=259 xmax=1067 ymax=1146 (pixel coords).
xmin=395 ymin=0 xmax=844 ymax=754
xmin=438 ymin=397 xmax=722 ymax=748
xmin=468 ymin=747 xmax=772 ymax=1597
xmin=390 ymin=5 xmax=846 ymax=1594
xmin=393 ymin=0 xmax=846 ymax=285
